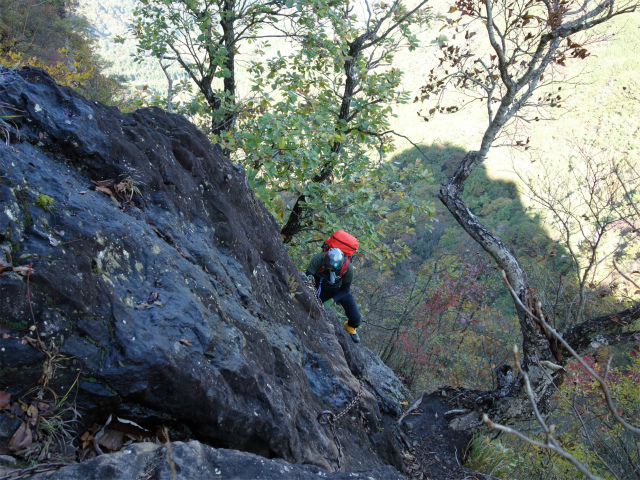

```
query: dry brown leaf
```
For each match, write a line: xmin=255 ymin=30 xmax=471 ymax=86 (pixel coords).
xmin=27 ymin=404 xmax=39 ymax=420
xmin=96 ymin=186 xmax=113 ymax=195
xmin=12 ymin=265 xmax=33 ymax=275
xmin=9 ymin=422 xmax=33 ymax=451
xmin=92 ymin=179 xmax=115 ymax=187
xmin=0 ymin=391 xmax=10 ymax=408
xmin=179 ymin=338 xmax=192 ymax=347
xmin=9 ymin=403 xmax=22 ymax=416
xmin=97 ymin=428 xmax=125 ymax=451
xmin=112 ymin=417 xmax=152 ymax=439
xmin=33 ymin=401 xmax=49 ymax=413
xmin=21 ymin=335 xmax=45 ymax=350
xmin=156 ymin=427 xmax=168 ymax=444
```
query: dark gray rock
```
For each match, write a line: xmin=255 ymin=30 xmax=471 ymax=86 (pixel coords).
xmin=336 ymin=322 xmax=410 ymax=416
xmin=0 ymin=415 xmax=22 ymax=446
xmin=0 ymin=454 xmax=17 ymax=466
xmin=28 ymin=441 xmax=407 ymax=479
xmin=0 ymin=67 xmax=406 ymax=475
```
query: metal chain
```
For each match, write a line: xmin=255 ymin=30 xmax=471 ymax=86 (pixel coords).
xmin=335 ymin=380 xmax=364 ymax=422
xmin=0 ymin=462 xmax=70 ymax=480
xmin=317 ymin=380 xmax=364 ymax=470
xmin=304 ymin=272 xmax=365 ymax=470
xmin=300 ymin=273 xmax=323 ymax=312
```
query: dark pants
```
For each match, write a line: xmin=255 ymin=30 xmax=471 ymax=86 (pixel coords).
xmin=319 ymin=289 xmax=362 ymax=329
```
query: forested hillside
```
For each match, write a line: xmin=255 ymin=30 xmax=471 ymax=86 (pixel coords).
xmin=1 ymin=0 xmax=639 ymax=478
xmin=78 ymin=0 xmax=184 ymax=92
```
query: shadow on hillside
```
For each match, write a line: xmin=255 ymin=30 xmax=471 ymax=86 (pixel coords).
xmin=353 ymin=142 xmax=573 ymax=392
xmin=391 ymin=142 xmax=566 ymax=270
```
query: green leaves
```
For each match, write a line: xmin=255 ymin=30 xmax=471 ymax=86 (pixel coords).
xmin=132 ymin=0 xmax=296 ymax=134
xmin=131 ymin=0 xmax=434 ymax=264
xmin=227 ymin=0 xmax=435 ymax=263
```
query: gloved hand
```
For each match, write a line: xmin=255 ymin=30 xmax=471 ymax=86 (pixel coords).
xmin=322 ymin=299 xmax=333 ymax=308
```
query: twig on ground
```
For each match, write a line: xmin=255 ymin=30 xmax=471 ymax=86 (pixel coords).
xmin=163 ymin=427 xmax=177 ymax=480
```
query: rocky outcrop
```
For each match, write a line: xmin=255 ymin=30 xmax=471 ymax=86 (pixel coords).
xmin=25 ymin=441 xmax=406 ymax=480
xmin=0 ymin=67 xmax=409 ymax=475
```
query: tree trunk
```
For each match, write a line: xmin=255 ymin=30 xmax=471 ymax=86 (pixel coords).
xmin=432 ymin=151 xmax=640 ymax=432
xmin=280 ymin=39 xmax=364 ymax=242
xmin=212 ymin=0 xmax=237 ymax=137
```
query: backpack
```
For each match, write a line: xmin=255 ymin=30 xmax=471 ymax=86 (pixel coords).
xmin=318 ymin=230 xmax=359 ymax=277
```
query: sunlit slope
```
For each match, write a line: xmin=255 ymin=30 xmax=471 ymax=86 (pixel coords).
xmin=79 ymin=0 xmax=639 ymax=163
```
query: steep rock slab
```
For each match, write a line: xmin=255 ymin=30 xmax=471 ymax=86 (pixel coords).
xmin=0 ymin=67 xmax=407 ymax=472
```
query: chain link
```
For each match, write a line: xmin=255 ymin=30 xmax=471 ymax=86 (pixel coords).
xmin=317 ymin=380 xmax=364 ymax=470
xmin=303 ymin=272 xmax=365 ymax=470
xmin=300 ymin=273 xmax=323 ymax=312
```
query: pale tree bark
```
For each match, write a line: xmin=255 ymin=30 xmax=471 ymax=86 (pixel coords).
xmin=420 ymin=0 xmax=640 ymax=437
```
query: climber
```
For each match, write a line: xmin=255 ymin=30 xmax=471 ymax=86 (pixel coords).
xmin=306 ymin=247 xmax=361 ymax=343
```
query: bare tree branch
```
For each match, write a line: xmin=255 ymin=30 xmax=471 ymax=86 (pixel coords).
xmin=502 ymin=270 xmax=640 ymax=436
xmin=484 ymin=346 xmax=606 ymax=480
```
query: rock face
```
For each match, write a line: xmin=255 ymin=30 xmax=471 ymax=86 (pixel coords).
xmin=0 ymin=67 xmax=409 ymax=475
xmin=27 ymin=441 xmax=407 ymax=480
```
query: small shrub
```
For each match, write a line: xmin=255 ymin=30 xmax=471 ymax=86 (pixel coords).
xmin=465 ymin=433 xmax=521 ymax=479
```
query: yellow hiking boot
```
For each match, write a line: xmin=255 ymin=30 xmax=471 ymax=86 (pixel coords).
xmin=344 ymin=322 xmax=360 ymax=343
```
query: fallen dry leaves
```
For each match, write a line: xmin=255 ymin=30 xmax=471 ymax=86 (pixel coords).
xmin=0 ymin=260 xmax=35 ymax=276
xmin=134 ymin=291 xmax=162 ymax=310
xmin=91 ymin=177 xmax=142 ymax=207
xmin=9 ymin=422 xmax=33 ymax=453
xmin=2 ymin=393 xmax=170 ymax=464
xmin=78 ymin=414 xmax=168 ymax=461
xmin=0 ymin=386 xmax=74 ymax=461
xmin=0 ymin=391 xmax=10 ymax=408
